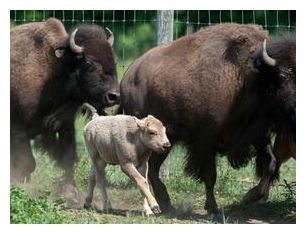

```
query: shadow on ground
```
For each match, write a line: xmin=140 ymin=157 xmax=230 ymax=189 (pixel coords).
xmin=168 ymin=200 xmax=296 ymax=224
xmin=71 ymin=199 xmax=295 ymax=224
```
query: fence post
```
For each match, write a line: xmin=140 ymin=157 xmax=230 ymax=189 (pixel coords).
xmin=157 ymin=10 xmax=174 ymax=178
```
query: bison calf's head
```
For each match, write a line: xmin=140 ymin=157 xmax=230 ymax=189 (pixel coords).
xmin=134 ymin=115 xmax=171 ymax=153
xmin=58 ymin=25 xmax=120 ymax=112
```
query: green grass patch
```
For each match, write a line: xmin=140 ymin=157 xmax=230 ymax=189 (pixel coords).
xmin=11 ymin=117 xmax=296 ymax=223
xmin=10 ymin=186 xmax=66 ymax=224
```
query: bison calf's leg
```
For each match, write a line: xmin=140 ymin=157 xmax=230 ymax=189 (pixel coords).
xmin=148 ymin=152 xmax=175 ymax=214
xmin=121 ymin=162 xmax=161 ymax=215
xmin=84 ymin=165 xmax=96 ymax=209
xmin=138 ymin=161 xmax=155 ymax=216
xmin=10 ymin=128 xmax=36 ymax=182
xmin=94 ymin=159 xmax=112 ymax=212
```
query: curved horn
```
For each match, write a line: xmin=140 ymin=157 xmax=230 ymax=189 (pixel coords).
xmin=105 ymin=27 xmax=114 ymax=47
xmin=69 ymin=28 xmax=84 ymax=54
xmin=262 ymin=39 xmax=276 ymax=66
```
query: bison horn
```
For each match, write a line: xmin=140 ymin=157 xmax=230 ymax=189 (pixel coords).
xmin=105 ymin=27 xmax=114 ymax=47
xmin=69 ymin=28 xmax=84 ymax=54
xmin=262 ymin=39 xmax=276 ymax=66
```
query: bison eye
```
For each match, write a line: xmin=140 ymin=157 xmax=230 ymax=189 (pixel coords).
xmin=85 ymin=60 xmax=95 ymax=72
xmin=149 ymin=130 xmax=157 ymax=135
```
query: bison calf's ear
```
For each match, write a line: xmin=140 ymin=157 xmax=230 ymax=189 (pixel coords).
xmin=134 ymin=117 xmax=146 ymax=130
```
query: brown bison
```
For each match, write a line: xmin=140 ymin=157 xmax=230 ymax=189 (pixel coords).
xmin=10 ymin=18 xmax=120 ymax=194
xmin=120 ymin=23 xmax=296 ymax=214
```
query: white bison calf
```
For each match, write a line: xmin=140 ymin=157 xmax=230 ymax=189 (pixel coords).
xmin=82 ymin=103 xmax=171 ymax=215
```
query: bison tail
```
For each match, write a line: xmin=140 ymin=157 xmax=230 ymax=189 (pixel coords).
xmin=82 ymin=103 xmax=99 ymax=119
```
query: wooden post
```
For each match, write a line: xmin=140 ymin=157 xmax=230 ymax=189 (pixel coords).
xmin=157 ymin=10 xmax=174 ymax=178
xmin=157 ymin=10 xmax=174 ymax=44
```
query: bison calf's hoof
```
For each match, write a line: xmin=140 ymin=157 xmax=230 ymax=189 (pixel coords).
xmin=151 ymin=205 xmax=162 ymax=215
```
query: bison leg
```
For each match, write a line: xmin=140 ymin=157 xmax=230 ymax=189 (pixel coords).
xmin=274 ymin=134 xmax=296 ymax=162
xmin=243 ymin=140 xmax=277 ymax=204
xmin=148 ymin=152 xmax=175 ymax=214
xmin=243 ymin=135 xmax=296 ymax=204
xmin=57 ymin=121 xmax=77 ymax=183
xmin=185 ymin=141 xmax=219 ymax=214
xmin=47 ymin=121 xmax=79 ymax=204
xmin=10 ymin=128 xmax=36 ymax=183
xmin=202 ymin=154 xmax=219 ymax=214
xmin=242 ymin=176 xmax=273 ymax=204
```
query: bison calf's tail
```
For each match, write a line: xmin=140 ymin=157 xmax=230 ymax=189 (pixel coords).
xmin=115 ymin=103 xmax=124 ymax=115
xmin=82 ymin=103 xmax=99 ymax=120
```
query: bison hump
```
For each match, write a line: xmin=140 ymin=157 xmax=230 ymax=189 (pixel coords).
xmin=41 ymin=18 xmax=68 ymax=49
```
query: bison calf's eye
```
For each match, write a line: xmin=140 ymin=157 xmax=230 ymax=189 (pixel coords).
xmin=149 ymin=131 xmax=157 ymax=135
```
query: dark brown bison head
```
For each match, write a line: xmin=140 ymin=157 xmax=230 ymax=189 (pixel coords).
xmin=252 ymin=34 xmax=296 ymax=137
xmin=56 ymin=25 xmax=120 ymax=113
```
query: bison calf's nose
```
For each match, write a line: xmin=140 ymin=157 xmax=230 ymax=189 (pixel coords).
xmin=105 ymin=92 xmax=120 ymax=105
xmin=162 ymin=142 xmax=171 ymax=151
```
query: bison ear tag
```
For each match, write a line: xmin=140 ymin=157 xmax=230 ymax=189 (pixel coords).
xmin=55 ymin=49 xmax=65 ymax=58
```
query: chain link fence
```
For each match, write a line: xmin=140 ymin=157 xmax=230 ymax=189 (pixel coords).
xmin=10 ymin=10 xmax=296 ymax=80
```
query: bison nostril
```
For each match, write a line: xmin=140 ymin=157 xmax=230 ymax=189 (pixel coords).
xmin=106 ymin=92 xmax=120 ymax=104
xmin=163 ymin=142 xmax=171 ymax=150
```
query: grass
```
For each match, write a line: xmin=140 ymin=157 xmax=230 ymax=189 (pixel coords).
xmin=10 ymin=115 xmax=296 ymax=224
xmin=10 ymin=186 xmax=66 ymax=224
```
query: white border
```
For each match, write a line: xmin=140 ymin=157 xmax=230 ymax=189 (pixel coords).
xmin=1 ymin=0 xmax=304 ymax=232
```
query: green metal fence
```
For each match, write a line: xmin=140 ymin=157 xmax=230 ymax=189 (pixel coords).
xmin=10 ymin=10 xmax=296 ymax=79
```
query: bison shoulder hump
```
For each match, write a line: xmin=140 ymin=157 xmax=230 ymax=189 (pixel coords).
xmin=41 ymin=17 xmax=68 ymax=49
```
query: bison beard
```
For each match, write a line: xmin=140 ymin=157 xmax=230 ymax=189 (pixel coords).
xmin=120 ymin=23 xmax=295 ymax=214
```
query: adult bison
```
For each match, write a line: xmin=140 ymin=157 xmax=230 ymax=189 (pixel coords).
xmin=10 ymin=18 xmax=120 ymax=194
xmin=120 ymin=23 xmax=296 ymax=214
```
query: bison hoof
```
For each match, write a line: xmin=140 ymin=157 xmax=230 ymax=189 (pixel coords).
xmin=151 ymin=205 xmax=162 ymax=215
xmin=83 ymin=203 xmax=92 ymax=210
xmin=102 ymin=201 xmax=113 ymax=213
xmin=205 ymin=203 xmax=220 ymax=214
xmin=59 ymin=183 xmax=79 ymax=206
xmin=158 ymin=203 xmax=176 ymax=215
xmin=242 ymin=185 xmax=268 ymax=204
